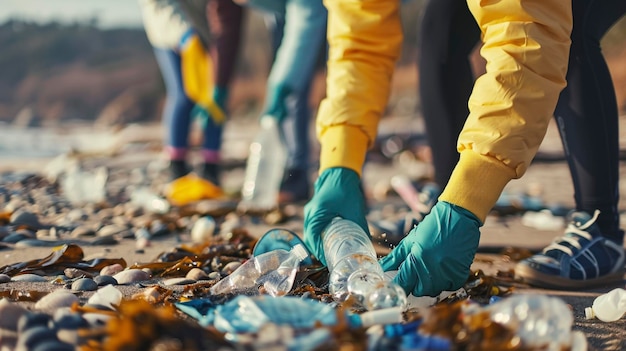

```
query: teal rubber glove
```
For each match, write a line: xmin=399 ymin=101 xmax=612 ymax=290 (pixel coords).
xmin=379 ymin=201 xmax=482 ymax=297
xmin=303 ymin=167 xmax=368 ymax=266
xmin=193 ymin=86 xmax=229 ymax=129
xmin=263 ymin=84 xmax=291 ymax=122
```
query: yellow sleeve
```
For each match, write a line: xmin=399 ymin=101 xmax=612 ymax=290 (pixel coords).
xmin=440 ymin=0 xmax=573 ymax=222
xmin=316 ymin=0 xmax=403 ymax=176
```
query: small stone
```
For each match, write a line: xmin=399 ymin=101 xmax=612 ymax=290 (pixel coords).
xmin=64 ymin=268 xmax=93 ymax=279
xmin=11 ymin=274 xmax=47 ymax=282
xmin=10 ymin=210 xmax=44 ymax=230
xmin=93 ymin=275 xmax=118 ymax=286
xmin=31 ymin=340 xmax=75 ymax=351
xmin=0 ymin=274 xmax=10 ymax=283
xmin=100 ymin=264 xmax=124 ymax=276
xmin=15 ymin=326 xmax=58 ymax=351
xmin=71 ymin=278 xmax=98 ymax=291
xmin=70 ymin=225 xmax=96 ymax=238
xmin=222 ymin=261 xmax=242 ymax=275
xmin=113 ymin=269 xmax=150 ymax=285
xmin=34 ymin=290 xmax=79 ymax=311
xmin=186 ymin=268 xmax=208 ymax=281
xmin=0 ymin=299 xmax=28 ymax=332
xmin=208 ymin=272 xmax=221 ymax=280
xmin=17 ymin=312 xmax=51 ymax=334
xmin=163 ymin=277 xmax=196 ymax=286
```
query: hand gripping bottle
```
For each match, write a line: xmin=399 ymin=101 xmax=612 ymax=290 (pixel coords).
xmin=322 ymin=217 xmax=407 ymax=310
xmin=238 ymin=116 xmax=287 ymax=213
xmin=585 ymin=288 xmax=626 ymax=322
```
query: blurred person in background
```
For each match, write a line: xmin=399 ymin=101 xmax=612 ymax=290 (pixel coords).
xmin=138 ymin=0 xmax=240 ymax=185
xmin=226 ymin=0 xmax=328 ymax=203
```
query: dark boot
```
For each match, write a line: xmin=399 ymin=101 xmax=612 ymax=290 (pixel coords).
xmin=169 ymin=160 xmax=189 ymax=181
xmin=201 ymin=162 xmax=221 ymax=186
xmin=278 ymin=168 xmax=310 ymax=204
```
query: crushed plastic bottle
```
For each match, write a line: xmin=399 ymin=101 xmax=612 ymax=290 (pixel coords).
xmin=322 ymin=217 xmax=407 ymax=310
xmin=488 ymin=294 xmax=575 ymax=350
xmin=238 ymin=116 xmax=287 ymax=213
xmin=210 ymin=244 xmax=308 ymax=297
xmin=213 ymin=295 xmax=403 ymax=334
xmin=584 ymin=288 xmax=626 ymax=322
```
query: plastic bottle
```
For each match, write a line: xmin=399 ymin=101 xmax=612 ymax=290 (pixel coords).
xmin=130 ymin=187 xmax=170 ymax=214
xmin=390 ymin=176 xmax=439 ymax=215
xmin=584 ymin=288 xmax=626 ymax=322
xmin=210 ymin=244 xmax=308 ymax=297
xmin=322 ymin=217 xmax=407 ymax=310
xmin=488 ymin=294 xmax=574 ymax=349
xmin=238 ymin=116 xmax=287 ymax=213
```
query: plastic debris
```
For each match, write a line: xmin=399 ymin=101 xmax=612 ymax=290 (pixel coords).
xmin=210 ymin=244 xmax=309 ymax=297
xmin=584 ymin=288 xmax=626 ymax=322
xmin=323 ymin=217 xmax=407 ymax=310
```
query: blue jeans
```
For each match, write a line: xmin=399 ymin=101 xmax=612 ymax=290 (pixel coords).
xmin=263 ymin=0 xmax=327 ymax=171
xmin=153 ymin=47 xmax=222 ymax=158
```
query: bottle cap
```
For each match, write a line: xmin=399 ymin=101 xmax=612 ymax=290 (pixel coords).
xmin=584 ymin=307 xmax=595 ymax=320
xmin=291 ymin=244 xmax=310 ymax=262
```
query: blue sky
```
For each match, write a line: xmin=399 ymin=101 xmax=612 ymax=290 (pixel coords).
xmin=1 ymin=0 xmax=143 ymax=28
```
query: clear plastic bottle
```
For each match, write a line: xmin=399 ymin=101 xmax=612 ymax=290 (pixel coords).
xmin=488 ymin=294 xmax=574 ymax=349
xmin=238 ymin=116 xmax=287 ymax=213
xmin=584 ymin=288 xmax=626 ymax=322
xmin=322 ymin=217 xmax=407 ymax=310
xmin=130 ymin=187 xmax=170 ymax=214
xmin=210 ymin=244 xmax=308 ymax=297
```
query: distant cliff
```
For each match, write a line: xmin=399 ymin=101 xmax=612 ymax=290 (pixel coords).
xmin=0 ymin=20 xmax=164 ymax=127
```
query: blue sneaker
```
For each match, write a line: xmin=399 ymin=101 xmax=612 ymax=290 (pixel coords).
xmin=515 ymin=210 xmax=625 ymax=289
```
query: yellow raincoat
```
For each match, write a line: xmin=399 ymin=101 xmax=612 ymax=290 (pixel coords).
xmin=317 ymin=0 xmax=572 ymax=222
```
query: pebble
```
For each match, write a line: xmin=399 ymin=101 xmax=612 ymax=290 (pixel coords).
xmin=17 ymin=312 xmax=51 ymax=334
xmin=223 ymin=261 xmax=242 ymax=275
xmin=186 ymin=268 xmax=208 ymax=280
xmin=94 ymin=275 xmax=118 ymax=286
xmin=11 ymin=274 xmax=48 ymax=282
xmin=100 ymin=263 xmax=124 ymax=276
xmin=0 ymin=299 xmax=29 ymax=333
xmin=0 ymin=273 xmax=10 ymax=283
xmin=63 ymin=268 xmax=93 ymax=279
xmin=208 ymin=271 xmax=221 ymax=280
xmin=71 ymin=278 xmax=98 ymax=291
xmin=163 ymin=277 xmax=196 ymax=286
xmin=34 ymin=291 xmax=79 ymax=311
xmin=113 ymin=269 xmax=151 ymax=285
xmin=15 ymin=326 xmax=58 ymax=351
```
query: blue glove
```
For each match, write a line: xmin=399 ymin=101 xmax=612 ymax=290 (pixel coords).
xmin=263 ymin=84 xmax=291 ymax=122
xmin=303 ymin=167 xmax=368 ymax=266
xmin=193 ymin=86 xmax=229 ymax=128
xmin=379 ymin=201 xmax=481 ymax=297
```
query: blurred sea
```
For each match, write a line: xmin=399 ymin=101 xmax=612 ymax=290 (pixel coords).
xmin=0 ymin=124 xmax=118 ymax=160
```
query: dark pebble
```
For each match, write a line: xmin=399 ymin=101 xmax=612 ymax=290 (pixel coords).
xmin=32 ymin=340 xmax=75 ymax=351
xmin=94 ymin=275 xmax=118 ymax=286
xmin=53 ymin=314 xmax=88 ymax=329
xmin=17 ymin=313 xmax=51 ymax=334
xmin=16 ymin=326 xmax=58 ymax=350
xmin=71 ymin=278 xmax=98 ymax=291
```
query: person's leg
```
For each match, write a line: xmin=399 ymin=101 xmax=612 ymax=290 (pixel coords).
xmin=418 ymin=0 xmax=480 ymax=188
xmin=153 ymin=47 xmax=195 ymax=180
xmin=201 ymin=0 xmax=245 ymax=184
xmin=264 ymin=0 xmax=328 ymax=202
xmin=516 ymin=1 xmax=626 ymax=289
xmin=555 ymin=0 xmax=626 ymax=244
